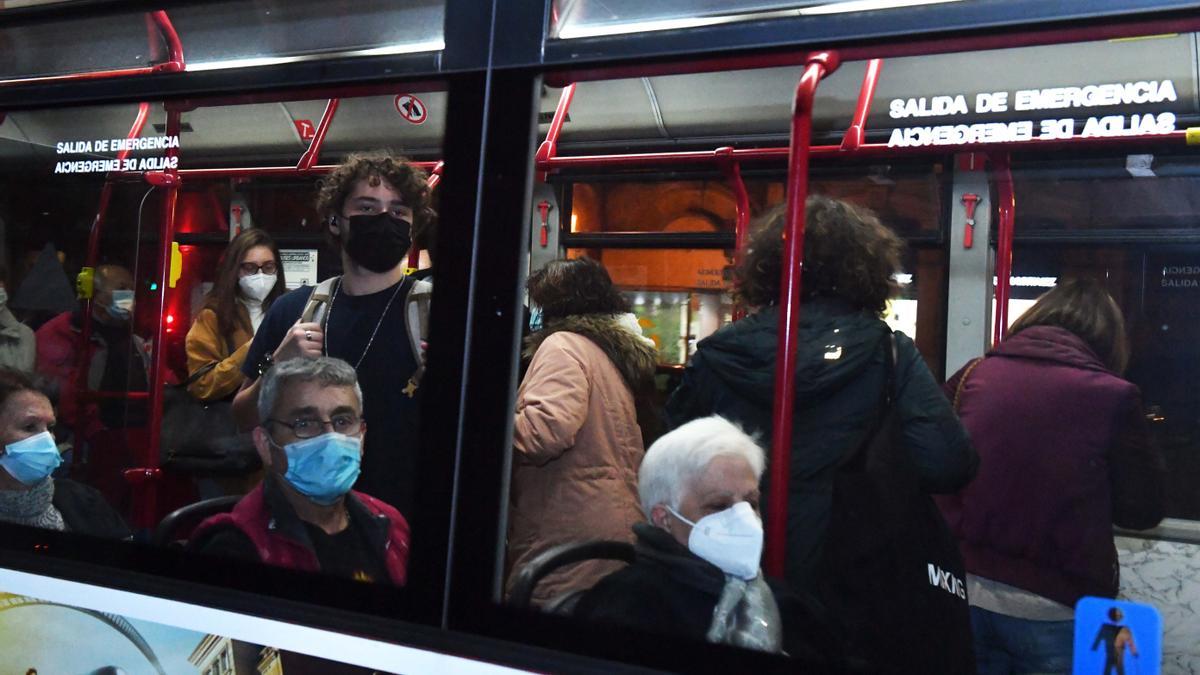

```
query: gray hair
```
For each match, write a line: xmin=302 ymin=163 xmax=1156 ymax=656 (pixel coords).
xmin=638 ymin=415 xmax=766 ymax=516
xmin=257 ymin=356 xmax=363 ymax=423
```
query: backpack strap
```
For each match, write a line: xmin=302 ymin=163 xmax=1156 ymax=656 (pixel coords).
xmin=838 ymin=330 xmax=898 ymax=471
xmin=300 ymin=276 xmax=340 ymax=328
xmin=400 ymin=278 xmax=433 ymax=398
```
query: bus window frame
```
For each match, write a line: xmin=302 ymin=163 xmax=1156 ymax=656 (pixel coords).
xmin=2 ymin=0 xmax=1200 ymax=671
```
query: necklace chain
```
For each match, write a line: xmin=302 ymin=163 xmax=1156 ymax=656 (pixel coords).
xmin=324 ymin=276 xmax=406 ymax=370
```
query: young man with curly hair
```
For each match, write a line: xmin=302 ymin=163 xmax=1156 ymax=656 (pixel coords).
xmin=232 ymin=151 xmax=434 ymax=514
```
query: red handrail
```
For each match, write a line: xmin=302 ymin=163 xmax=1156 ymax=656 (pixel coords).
xmin=537 ymin=130 xmax=1190 ymax=173
xmin=133 ymin=108 xmax=184 ymax=529
xmin=717 ymin=147 xmax=752 ymax=320
xmin=841 ymin=59 xmax=882 ymax=152
xmin=535 ymin=84 xmax=577 ymax=182
xmin=149 ymin=10 xmax=185 ymax=71
xmin=176 ymin=161 xmax=441 ymax=179
xmin=765 ymin=51 xmax=840 ymax=579
xmin=407 ymin=161 xmax=446 ymax=270
xmin=991 ymin=152 xmax=1016 ymax=346
xmin=297 ymin=99 xmax=341 ymax=171
xmin=72 ymin=101 xmax=152 ymax=466
xmin=0 ymin=11 xmax=184 ymax=86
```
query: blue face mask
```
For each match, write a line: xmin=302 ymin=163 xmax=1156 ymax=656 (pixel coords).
xmin=108 ymin=289 xmax=135 ymax=321
xmin=278 ymin=432 xmax=362 ymax=505
xmin=529 ymin=305 xmax=543 ymax=332
xmin=1 ymin=431 xmax=62 ymax=486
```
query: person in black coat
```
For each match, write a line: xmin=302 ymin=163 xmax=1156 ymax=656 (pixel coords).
xmin=666 ymin=198 xmax=977 ymax=592
xmin=0 ymin=367 xmax=129 ymax=538
xmin=574 ymin=416 xmax=848 ymax=662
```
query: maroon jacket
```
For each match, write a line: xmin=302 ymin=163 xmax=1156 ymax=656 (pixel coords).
xmin=193 ymin=478 xmax=410 ymax=586
xmin=936 ymin=326 xmax=1165 ymax=607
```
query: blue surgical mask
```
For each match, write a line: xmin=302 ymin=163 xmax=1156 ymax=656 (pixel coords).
xmin=0 ymin=431 xmax=62 ymax=486
xmin=279 ymin=432 xmax=362 ymax=505
xmin=108 ymin=289 xmax=135 ymax=320
xmin=529 ymin=305 xmax=543 ymax=332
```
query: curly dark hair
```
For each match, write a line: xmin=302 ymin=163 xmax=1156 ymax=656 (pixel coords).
xmin=735 ymin=196 xmax=903 ymax=314
xmin=527 ymin=257 xmax=629 ymax=320
xmin=316 ymin=150 xmax=437 ymax=255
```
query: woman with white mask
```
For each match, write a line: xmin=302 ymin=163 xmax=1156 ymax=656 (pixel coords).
xmin=574 ymin=415 xmax=844 ymax=661
xmin=0 ymin=367 xmax=128 ymax=537
xmin=184 ymin=229 xmax=285 ymax=403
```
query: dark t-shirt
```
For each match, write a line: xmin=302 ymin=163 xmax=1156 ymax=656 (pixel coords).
xmin=243 ymin=278 xmax=420 ymax=513
xmin=303 ymin=519 xmax=389 ymax=583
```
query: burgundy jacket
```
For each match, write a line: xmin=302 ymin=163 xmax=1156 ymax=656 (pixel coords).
xmin=193 ymin=478 xmax=410 ymax=586
xmin=936 ymin=326 xmax=1165 ymax=607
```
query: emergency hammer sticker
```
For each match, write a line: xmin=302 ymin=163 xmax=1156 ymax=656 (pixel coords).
xmin=1073 ymin=597 xmax=1161 ymax=675
xmin=394 ymin=94 xmax=428 ymax=125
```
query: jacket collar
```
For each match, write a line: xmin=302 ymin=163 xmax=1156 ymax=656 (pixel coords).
xmin=632 ymin=522 xmax=726 ymax=594
xmin=263 ymin=474 xmax=389 ymax=553
xmin=524 ymin=313 xmax=658 ymax=391
xmin=992 ymin=325 xmax=1111 ymax=373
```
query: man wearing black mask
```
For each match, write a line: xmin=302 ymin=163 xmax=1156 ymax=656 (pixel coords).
xmin=232 ymin=151 xmax=435 ymax=514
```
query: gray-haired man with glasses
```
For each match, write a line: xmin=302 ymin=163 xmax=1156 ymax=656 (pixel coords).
xmin=191 ymin=357 xmax=410 ymax=585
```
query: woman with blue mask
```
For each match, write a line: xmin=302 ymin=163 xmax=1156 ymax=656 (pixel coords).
xmin=0 ymin=367 xmax=129 ymax=538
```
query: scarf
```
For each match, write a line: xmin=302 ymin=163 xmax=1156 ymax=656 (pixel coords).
xmin=0 ymin=478 xmax=66 ymax=531
xmin=707 ymin=575 xmax=784 ymax=654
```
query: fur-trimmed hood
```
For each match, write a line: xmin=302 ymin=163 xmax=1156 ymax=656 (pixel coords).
xmin=525 ymin=313 xmax=658 ymax=391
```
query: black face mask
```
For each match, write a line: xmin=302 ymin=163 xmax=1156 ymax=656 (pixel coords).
xmin=342 ymin=213 xmax=412 ymax=273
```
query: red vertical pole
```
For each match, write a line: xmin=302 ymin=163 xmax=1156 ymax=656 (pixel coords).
xmin=991 ymin=153 xmax=1015 ymax=345
xmin=148 ymin=11 xmax=186 ymax=72
xmin=841 ymin=59 xmax=883 ymax=152
xmin=717 ymin=147 xmax=752 ymax=321
xmin=535 ymin=83 xmax=577 ymax=182
xmin=407 ymin=161 xmax=445 ymax=270
xmin=134 ymin=109 xmax=183 ymax=528
xmin=73 ymin=102 xmax=152 ymax=462
xmin=297 ymin=99 xmax=340 ymax=171
xmin=765 ymin=52 xmax=840 ymax=579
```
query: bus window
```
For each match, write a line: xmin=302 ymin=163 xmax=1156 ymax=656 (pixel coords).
xmin=0 ymin=86 xmax=446 ymax=608
xmin=996 ymin=153 xmax=1200 ymax=523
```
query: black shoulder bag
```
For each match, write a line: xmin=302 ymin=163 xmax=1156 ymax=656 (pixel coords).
xmin=160 ymin=362 xmax=262 ymax=476
xmin=817 ymin=331 xmax=974 ymax=673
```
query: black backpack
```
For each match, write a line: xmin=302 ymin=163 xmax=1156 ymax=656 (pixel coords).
xmin=816 ymin=331 xmax=975 ymax=673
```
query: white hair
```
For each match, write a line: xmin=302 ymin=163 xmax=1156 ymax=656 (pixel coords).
xmin=638 ymin=415 xmax=766 ymax=516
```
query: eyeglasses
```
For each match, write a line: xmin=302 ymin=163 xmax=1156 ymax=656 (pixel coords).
xmin=266 ymin=414 xmax=363 ymax=439
xmin=239 ymin=262 xmax=278 ymax=276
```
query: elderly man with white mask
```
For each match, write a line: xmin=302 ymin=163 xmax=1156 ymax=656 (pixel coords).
xmin=573 ymin=415 xmax=785 ymax=653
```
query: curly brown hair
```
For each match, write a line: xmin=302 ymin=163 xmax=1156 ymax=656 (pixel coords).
xmin=528 ymin=257 xmax=630 ymax=320
xmin=1007 ymin=277 xmax=1129 ymax=374
xmin=316 ymin=150 xmax=437 ymax=254
xmin=735 ymin=196 xmax=903 ymax=314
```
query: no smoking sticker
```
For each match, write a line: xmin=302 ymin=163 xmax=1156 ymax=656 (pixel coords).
xmin=394 ymin=94 xmax=428 ymax=125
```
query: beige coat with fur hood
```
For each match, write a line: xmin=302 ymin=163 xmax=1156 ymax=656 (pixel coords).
xmin=506 ymin=314 xmax=657 ymax=607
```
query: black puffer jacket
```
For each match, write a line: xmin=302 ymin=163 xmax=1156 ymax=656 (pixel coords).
xmin=666 ymin=298 xmax=976 ymax=590
xmin=574 ymin=524 xmax=851 ymax=664
xmin=54 ymin=479 xmax=131 ymax=540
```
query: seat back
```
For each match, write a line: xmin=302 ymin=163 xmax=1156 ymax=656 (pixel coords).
xmin=508 ymin=540 xmax=636 ymax=612
xmin=151 ymin=495 xmax=240 ymax=547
